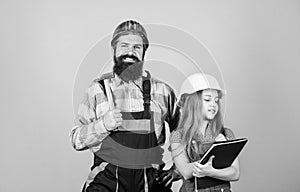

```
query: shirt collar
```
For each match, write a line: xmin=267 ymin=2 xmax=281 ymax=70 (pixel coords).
xmin=114 ymin=73 xmax=144 ymax=87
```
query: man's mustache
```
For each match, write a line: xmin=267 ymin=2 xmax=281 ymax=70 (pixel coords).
xmin=116 ymin=54 xmax=140 ymax=63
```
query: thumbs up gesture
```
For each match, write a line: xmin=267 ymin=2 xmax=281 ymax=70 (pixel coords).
xmin=103 ymin=109 xmax=123 ymax=131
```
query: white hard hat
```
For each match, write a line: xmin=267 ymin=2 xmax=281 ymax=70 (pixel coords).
xmin=179 ymin=73 xmax=225 ymax=97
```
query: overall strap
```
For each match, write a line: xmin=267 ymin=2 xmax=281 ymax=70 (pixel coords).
xmin=98 ymin=72 xmax=152 ymax=118
xmin=142 ymin=78 xmax=151 ymax=118
xmin=96 ymin=72 xmax=114 ymax=97
xmin=98 ymin=80 xmax=107 ymax=97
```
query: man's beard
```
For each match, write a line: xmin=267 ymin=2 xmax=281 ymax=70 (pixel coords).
xmin=113 ymin=54 xmax=144 ymax=82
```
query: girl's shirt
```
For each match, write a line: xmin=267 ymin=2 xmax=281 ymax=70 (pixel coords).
xmin=170 ymin=128 xmax=235 ymax=192
xmin=170 ymin=128 xmax=235 ymax=160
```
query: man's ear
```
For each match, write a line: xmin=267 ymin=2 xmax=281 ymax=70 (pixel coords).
xmin=111 ymin=47 xmax=115 ymax=56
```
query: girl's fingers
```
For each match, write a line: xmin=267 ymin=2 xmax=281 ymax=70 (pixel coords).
xmin=194 ymin=162 xmax=203 ymax=169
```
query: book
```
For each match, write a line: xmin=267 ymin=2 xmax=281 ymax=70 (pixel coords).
xmin=198 ymin=138 xmax=248 ymax=169
xmin=195 ymin=138 xmax=248 ymax=189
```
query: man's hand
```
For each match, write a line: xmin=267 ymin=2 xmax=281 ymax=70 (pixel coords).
xmin=154 ymin=164 xmax=182 ymax=191
xmin=103 ymin=109 xmax=122 ymax=131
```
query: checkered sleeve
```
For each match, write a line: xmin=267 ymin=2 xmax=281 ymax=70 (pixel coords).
xmin=223 ymin=128 xmax=236 ymax=140
xmin=70 ymin=81 xmax=110 ymax=151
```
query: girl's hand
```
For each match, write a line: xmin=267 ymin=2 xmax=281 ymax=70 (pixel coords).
xmin=192 ymin=155 xmax=215 ymax=178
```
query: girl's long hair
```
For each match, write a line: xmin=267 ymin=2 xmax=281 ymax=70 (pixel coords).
xmin=177 ymin=90 xmax=224 ymax=161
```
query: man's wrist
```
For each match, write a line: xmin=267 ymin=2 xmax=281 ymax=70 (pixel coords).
xmin=102 ymin=117 xmax=111 ymax=132
xmin=96 ymin=116 xmax=110 ymax=133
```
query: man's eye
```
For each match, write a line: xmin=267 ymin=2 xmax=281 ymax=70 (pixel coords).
xmin=204 ymin=99 xmax=210 ymax=102
xmin=134 ymin=46 xmax=141 ymax=50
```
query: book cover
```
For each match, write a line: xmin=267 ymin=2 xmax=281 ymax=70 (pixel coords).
xmin=195 ymin=138 xmax=248 ymax=189
xmin=199 ymin=138 xmax=248 ymax=169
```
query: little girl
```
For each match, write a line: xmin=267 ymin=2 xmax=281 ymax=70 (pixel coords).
xmin=170 ymin=73 xmax=239 ymax=192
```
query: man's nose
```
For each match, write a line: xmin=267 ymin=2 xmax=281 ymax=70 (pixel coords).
xmin=127 ymin=50 xmax=133 ymax=55
xmin=127 ymin=46 xmax=134 ymax=55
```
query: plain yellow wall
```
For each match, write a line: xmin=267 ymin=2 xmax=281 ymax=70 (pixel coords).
xmin=1 ymin=0 xmax=300 ymax=191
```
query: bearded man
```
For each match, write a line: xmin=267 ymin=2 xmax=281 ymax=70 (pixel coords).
xmin=71 ymin=20 xmax=181 ymax=192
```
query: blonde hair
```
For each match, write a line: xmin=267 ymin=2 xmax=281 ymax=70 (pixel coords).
xmin=177 ymin=90 xmax=223 ymax=161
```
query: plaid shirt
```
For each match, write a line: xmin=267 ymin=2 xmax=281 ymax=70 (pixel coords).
xmin=71 ymin=73 xmax=178 ymax=153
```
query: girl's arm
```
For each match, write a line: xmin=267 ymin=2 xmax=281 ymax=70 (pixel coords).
xmin=193 ymin=155 xmax=240 ymax=181
xmin=171 ymin=142 xmax=195 ymax=180
xmin=192 ymin=134 xmax=240 ymax=181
